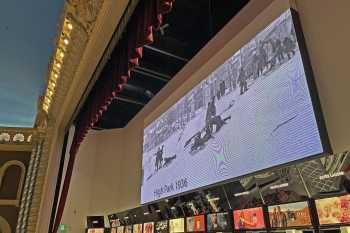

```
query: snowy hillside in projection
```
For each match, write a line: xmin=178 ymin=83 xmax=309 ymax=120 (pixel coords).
xmin=141 ymin=9 xmax=324 ymax=204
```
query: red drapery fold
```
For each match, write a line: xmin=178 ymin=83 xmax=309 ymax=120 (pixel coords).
xmin=52 ymin=1 xmax=174 ymax=232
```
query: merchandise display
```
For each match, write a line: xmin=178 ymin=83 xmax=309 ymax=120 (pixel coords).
xmin=117 ymin=226 xmax=125 ymax=233
xmin=155 ymin=220 xmax=169 ymax=233
xmin=144 ymin=222 xmax=154 ymax=233
xmin=186 ymin=215 xmax=206 ymax=232
xmin=141 ymin=8 xmax=327 ymax=204
xmin=169 ymin=218 xmax=185 ymax=233
xmin=316 ymin=195 xmax=350 ymax=225
xmin=133 ymin=224 xmax=143 ymax=233
xmin=87 ymin=229 xmax=105 ymax=233
xmin=110 ymin=219 xmax=121 ymax=228
xmin=125 ymin=225 xmax=132 ymax=233
xmin=233 ymin=207 xmax=265 ymax=230
xmin=268 ymin=201 xmax=312 ymax=228
xmin=207 ymin=213 xmax=230 ymax=232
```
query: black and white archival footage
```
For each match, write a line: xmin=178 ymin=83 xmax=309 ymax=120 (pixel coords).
xmin=141 ymin=9 xmax=324 ymax=204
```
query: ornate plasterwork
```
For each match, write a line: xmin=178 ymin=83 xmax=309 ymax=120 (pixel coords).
xmin=0 ymin=160 xmax=26 ymax=207
xmin=0 ymin=127 xmax=34 ymax=146
xmin=18 ymin=1 xmax=106 ymax=233
xmin=41 ymin=0 xmax=103 ymax=116
xmin=66 ymin=0 xmax=104 ymax=33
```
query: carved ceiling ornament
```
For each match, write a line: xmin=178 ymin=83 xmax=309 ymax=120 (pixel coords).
xmin=18 ymin=1 xmax=107 ymax=233
xmin=0 ymin=128 xmax=35 ymax=145
xmin=67 ymin=0 xmax=103 ymax=33
xmin=41 ymin=0 xmax=103 ymax=117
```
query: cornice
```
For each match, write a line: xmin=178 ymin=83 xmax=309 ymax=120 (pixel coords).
xmin=0 ymin=127 xmax=35 ymax=151
xmin=24 ymin=1 xmax=107 ymax=233
xmin=40 ymin=0 xmax=104 ymax=120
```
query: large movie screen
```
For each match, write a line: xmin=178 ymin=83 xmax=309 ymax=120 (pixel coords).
xmin=315 ymin=195 xmax=350 ymax=225
xmin=233 ymin=207 xmax=265 ymax=230
xmin=141 ymin=8 xmax=325 ymax=204
xmin=268 ymin=201 xmax=312 ymax=228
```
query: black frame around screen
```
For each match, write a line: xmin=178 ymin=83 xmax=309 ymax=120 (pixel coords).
xmin=140 ymin=7 xmax=332 ymax=205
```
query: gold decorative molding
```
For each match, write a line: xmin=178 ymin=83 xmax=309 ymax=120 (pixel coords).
xmin=0 ymin=160 xmax=26 ymax=208
xmin=19 ymin=1 xmax=107 ymax=233
xmin=0 ymin=216 xmax=11 ymax=233
xmin=0 ymin=127 xmax=34 ymax=145
xmin=41 ymin=0 xmax=103 ymax=116
xmin=66 ymin=0 xmax=104 ymax=34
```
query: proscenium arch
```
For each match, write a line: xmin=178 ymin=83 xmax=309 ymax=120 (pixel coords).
xmin=0 ymin=160 xmax=26 ymax=207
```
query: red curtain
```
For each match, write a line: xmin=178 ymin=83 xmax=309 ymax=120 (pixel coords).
xmin=52 ymin=1 xmax=174 ymax=232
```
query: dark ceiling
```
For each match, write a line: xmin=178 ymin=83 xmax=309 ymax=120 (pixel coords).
xmin=90 ymin=0 xmax=250 ymax=130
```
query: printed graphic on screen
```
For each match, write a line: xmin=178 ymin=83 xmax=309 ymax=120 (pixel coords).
xmin=268 ymin=201 xmax=311 ymax=228
xmin=187 ymin=215 xmax=206 ymax=232
xmin=133 ymin=224 xmax=143 ymax=233
xmin=298 ymin=152 xmax=350 ymax=195
xmin=141 ymin=8 xmax=324 ymax=204
xmin=315 ymin=195 xmax=350 ymax=225
xmin=169 ymin=218 xmax=185 ymax=233
xmin=111 ymin=228 xmax=117 ymax=233
xmin=233 ymin=207 xmax=265 ymax=230
xmin=155 ymin=220 xmax=168 ymax=233
xmin=88 ymin=229 xmax=105 ymax=233
xmin=117 ymin=226 xmax=125 ymax=233
xmin=257 ymin=166 xmax=308 ymax=206
xmin=207 ymin=213 xmax=229 ymax=232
